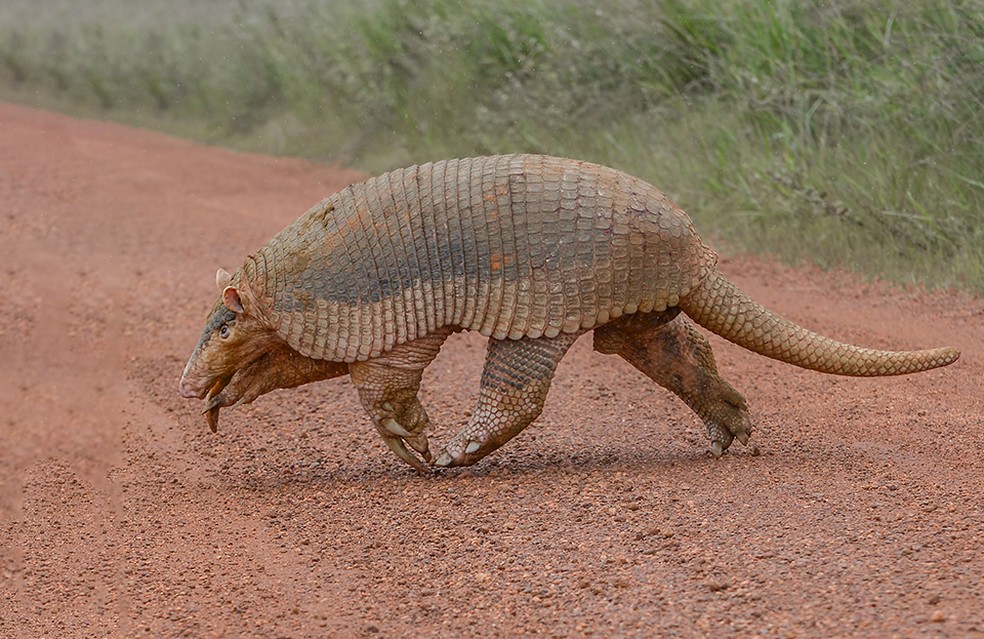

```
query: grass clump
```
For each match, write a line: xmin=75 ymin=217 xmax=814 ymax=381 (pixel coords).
xmin=1 ymin=0 xmax=982 ymax=293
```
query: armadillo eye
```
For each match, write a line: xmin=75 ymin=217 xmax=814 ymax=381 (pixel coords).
xmin=219 ymin=325 xmax=231 ymax=339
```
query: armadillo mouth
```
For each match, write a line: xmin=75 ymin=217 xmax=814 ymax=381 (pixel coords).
xmin=202 ymin=377 xmax=231 ymax=433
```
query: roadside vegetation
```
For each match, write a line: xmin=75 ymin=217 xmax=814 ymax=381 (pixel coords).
xmin=2 ymin=0 xmax=982 ymax=292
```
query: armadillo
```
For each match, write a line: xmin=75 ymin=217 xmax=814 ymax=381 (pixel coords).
xmin=178 ymin=154 xmax=959 ymax=471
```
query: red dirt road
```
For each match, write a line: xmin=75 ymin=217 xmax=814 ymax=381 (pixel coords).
xmin=1 ymin=102 xmax=981 ymax=638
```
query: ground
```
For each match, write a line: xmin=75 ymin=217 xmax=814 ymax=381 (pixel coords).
xmin=0 ymin=102 xmax=981 ymax=638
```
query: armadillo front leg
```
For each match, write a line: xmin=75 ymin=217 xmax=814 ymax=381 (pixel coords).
xmin=432 ymin=331 xmax=583 ymax=468
xmin=594 ymin=311 xmax=752 ymax=456
xmin=349 ymin=329 xmax=453 ymax=472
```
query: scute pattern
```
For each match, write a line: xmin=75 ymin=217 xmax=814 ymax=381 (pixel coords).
xmin=249 ymin=155 xmax=715 ymax=361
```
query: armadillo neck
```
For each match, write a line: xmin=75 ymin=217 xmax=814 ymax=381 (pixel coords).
xmin=679 ymin=269 xmax=960 ymax=376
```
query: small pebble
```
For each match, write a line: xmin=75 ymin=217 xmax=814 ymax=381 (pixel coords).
xmin=707 ymin=580 xmax=730 ymax=592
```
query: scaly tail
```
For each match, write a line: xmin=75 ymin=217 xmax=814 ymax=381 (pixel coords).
xmin=679 ymin=269 xmax=960 ymax=376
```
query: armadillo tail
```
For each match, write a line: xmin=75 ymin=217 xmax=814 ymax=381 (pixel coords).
xmin=678 ymin=269 xmax=960 ymax=376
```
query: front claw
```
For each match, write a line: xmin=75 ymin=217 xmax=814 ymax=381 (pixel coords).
xmin=375 ymin=418 xmax=432 ymax=473
xmin=380 ymin=432 xmax=431 ymax=473
xmin=380 ymin=418 xmax=432 ymax=463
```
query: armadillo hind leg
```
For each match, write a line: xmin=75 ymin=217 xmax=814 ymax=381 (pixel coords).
xmin=433 ymin=331 xmax=584 ymax=468
xmin=594 ymin=311 xmax=752 ymax=456
xmin=349 ymin=329 xmax=453 ymax=472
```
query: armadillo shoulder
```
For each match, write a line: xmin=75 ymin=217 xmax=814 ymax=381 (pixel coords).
xmin=259 ymin=168 xmax=440 ymax=361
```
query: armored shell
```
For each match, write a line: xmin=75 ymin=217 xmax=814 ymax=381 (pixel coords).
xmin=240 ymin=154 xmax=715 ymax=362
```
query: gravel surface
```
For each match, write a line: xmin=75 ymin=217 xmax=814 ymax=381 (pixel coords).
xmin=1 ymin=102 xmax=981 ymax=638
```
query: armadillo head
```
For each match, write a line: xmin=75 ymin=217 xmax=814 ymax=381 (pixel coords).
xmin=178 ymin=268 xmax=280 ymax=431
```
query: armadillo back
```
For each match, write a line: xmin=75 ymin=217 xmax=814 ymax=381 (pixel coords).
xmin=245 ymin=155 xmax=715 ymax=361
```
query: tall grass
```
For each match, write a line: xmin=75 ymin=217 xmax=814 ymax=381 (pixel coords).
xmin=2 ymin=0 xmax=982 ymax=293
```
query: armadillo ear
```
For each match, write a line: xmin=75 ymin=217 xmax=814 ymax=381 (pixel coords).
xmin=222 ymin=286 xmax=245 ymax=314
xmin=216 ymin=268 xmax=232 ymax=291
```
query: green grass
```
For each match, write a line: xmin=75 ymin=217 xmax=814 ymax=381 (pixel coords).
xmin=2 ymin=0 xmax=982 ymax=293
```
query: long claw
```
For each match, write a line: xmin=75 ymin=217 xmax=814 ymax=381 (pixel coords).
xmin=381 ymin=433 xmax=431 ymax=473
xmin=381 ymin=417 xmax=411 ymax=438
xmin=404 ymin=434 xmax=432 ymax=463
xmin=204 ymin=405 xmax=220 ymax=433
xmin=202 ymin=379 xmax=229 ymax=433
xmin=710 ymin=440 xmax=724 ymax=457
xmin=735 ymin=429 xmax=750 ymax=446
xmin=380 ymin=417 xmax=432 ymax=463
xmin=202 ymin=393 xmax=222 ymax=432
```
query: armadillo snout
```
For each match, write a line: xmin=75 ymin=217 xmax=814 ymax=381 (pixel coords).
xmin=178 ymin=376 xmax=204 ymax=399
